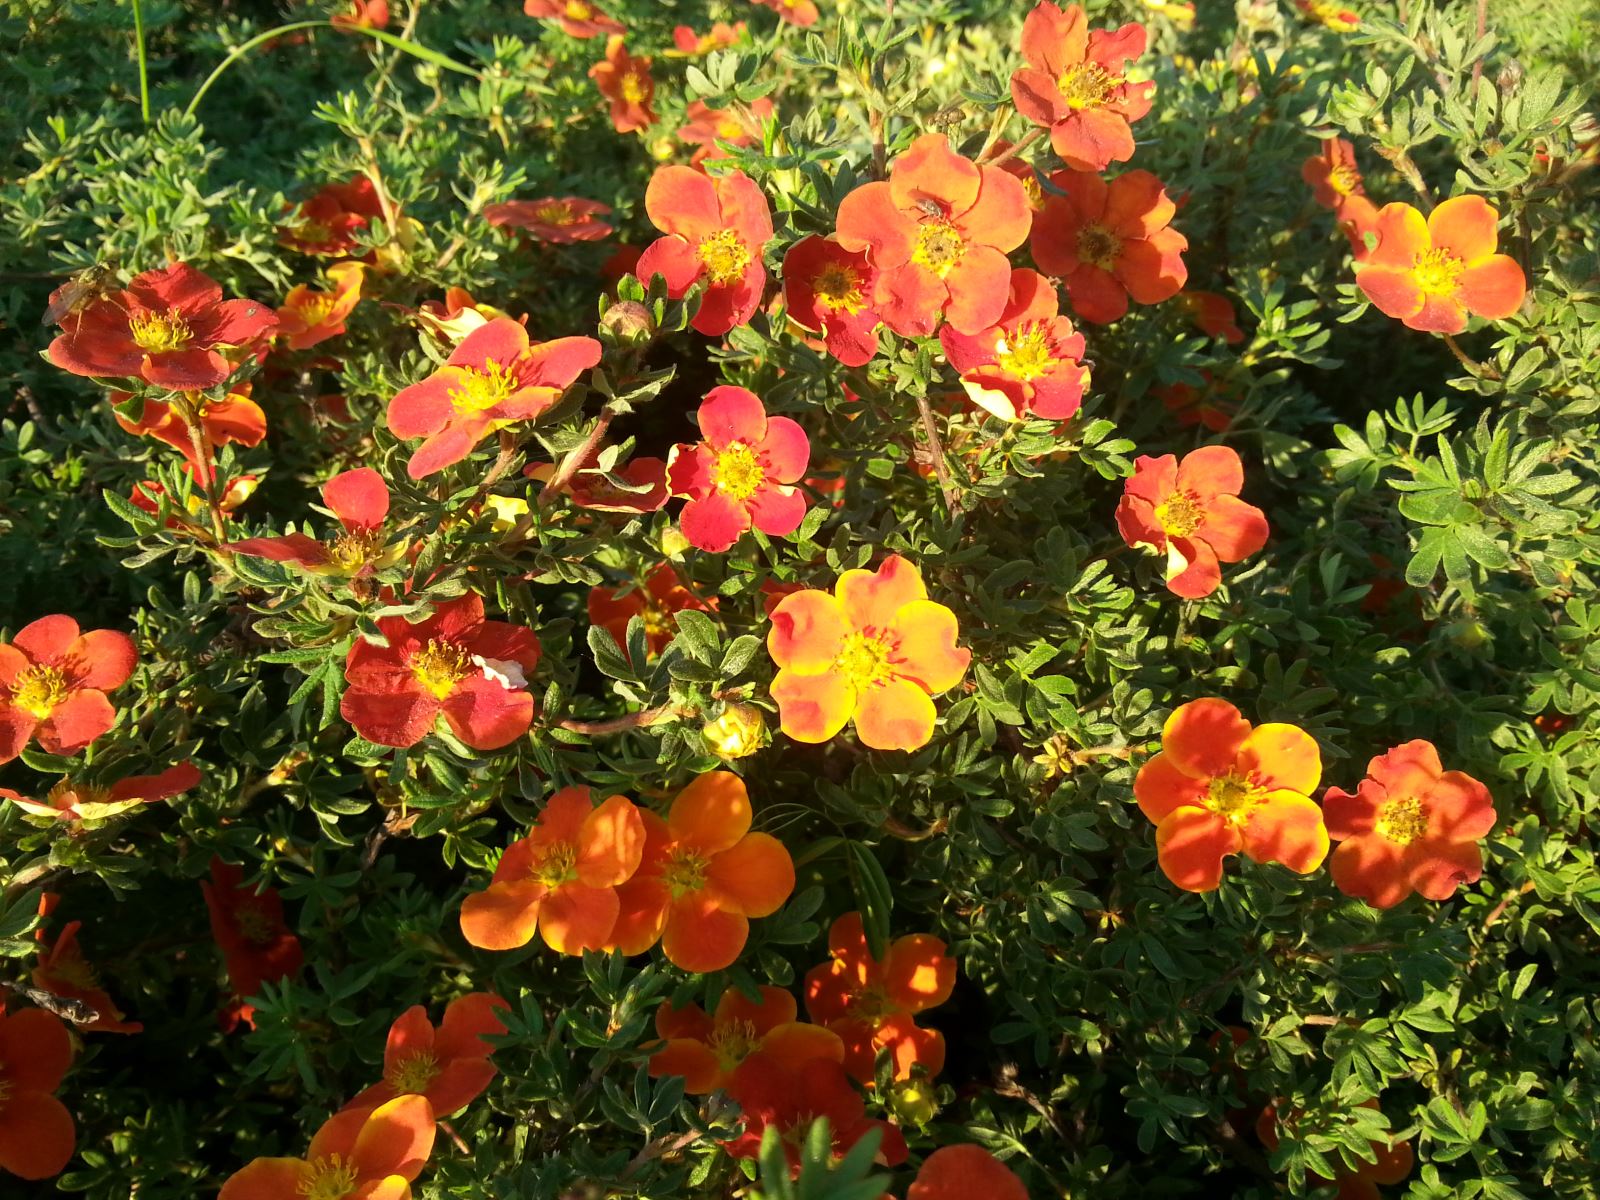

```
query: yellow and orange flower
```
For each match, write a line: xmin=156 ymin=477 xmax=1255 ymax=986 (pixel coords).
xmin=649 ymin=985 xmax=843 ymax=1094
xmin=767 ymin=555 xmax=970 ymax=752
xmin=635 ymin=166 xmax=772 ymax=336
xmin=588 ymin=563 xmax=717 ymax=659
xmin=276 ymin=261 xmax=365 ymax=350
xmin=1115 ymin=446 xmax=1269 ymax=599
xmin=219 ymin=1095 xmax=435 ymax=1200
xmin=1295 ymin=0 xmax=1361 ymax=32
xmin=1302 ymin=138 xmax=1366 ymax=210
xmin=524 ymin=0 xmax=623 ymax=38
xmin=750 ymin=0 xmax=819 ymax=27
xmin=1135 ymin=698 xmax=1329 ymax=892
xmin=343 ymin=993 xmax=510 ymax=1118
xmin=589 ymin=37 xmax=656 ymax=133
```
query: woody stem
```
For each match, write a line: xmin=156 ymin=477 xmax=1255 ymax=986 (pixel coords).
xmin=1441 ymin=332 xmax=1498 ymax=379
xmin=981 ymin=126 xmax=1042 ymax=168
xmin=555 ymin=703 xmax=684 ymax=736
xmin=177 ymin=401 xmax=231 ymax=548
xmin=539 ymin=403 xmax=619 ymax=504
xmin=914 ymin=391 xmax=959 ymax=516
xmin=356 ymin=134 xmax=400 ymax=241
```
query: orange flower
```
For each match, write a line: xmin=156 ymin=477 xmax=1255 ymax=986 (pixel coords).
xmin=114 ymin=384 xmax=267 ymax=464
xmin=1114 ymin=446 xmax=1269 ymax=598
xmin=1156 ymin=374 xmax=1234 ymax=433
xmin=608 ymin=771 xmax=796 ymax=972
xmin=767 ymin=555 xmax=970 ymax=751
xmin=635 ymin=165 xmax=772 ymax=336
xmin=1322 ymin=740 xmax=1496 ymax=909
xmin=276 ymin=262 xmax=365 ymax=350
xmin=1176 ymin=290 xmax=1244 ymax=343
xmin=804 ymin=912 xmax=955 ymax=1084
xmin=1010 ymin=2 xmax=1155 ymax=172
xmin=1354 ymin=196 xmax=1526 ymax=334
xmin=331 ymin=0 xmax=389 ymax=31
xmin=1030 ymin=168 xmax=1188 ymax=324
xmin=33 ymin=902 xmax=142 ymax=1034
xmin=344 ymin=993 xmax=510 ymax=1118
xmin=588 ymin=563 xmax=716 ymax=659
xmin=723 ymin=1054 xmax=906 ymax=1166
xmin=1302 ymin=138 xmax=1365 ymax=210
xmin=908 ymin=1145 xmax=1028 ymax=1200
xmin=415 ymin=287 xmax=513 ymax=343
xmin=459 ymin=787 xmax=645 ymax=954
xmin=0 ymin=1008 xmax=76 ymax=1180
xmin=2 ymin=761 xmax=199 ymax=822
xmin=1258 ymin=1100 xmax=1414 ymax=1200
xmin=835 ymin=134 xmax=1031 ymax=337
xmin=1338 ymin=194 xmax=1381 ymax=263
xmin=1134 ymin=698 xmax=1328 ymax=893
xmin=589 ymin=37 xmax=656 ymax=133
xmin=1294 ymin=0 xmax=1361 ymax=32
xmin=0 ymin=615 xmax=137 ymax=764
xmin=524 ymin=0 xmax=623 ymax=38
xmin=938 ymin=267 xmax=1091 ymax=421
xmin=751 ymin=0 xmax=820 ymax=27
xmin=649 ymin=985 xmax=844 ymax=1094
xmin=484 ymin=197 xmax=614 ymax=244
xmin=670 ymin=21 xmax=746 ymax=56
xmin=781 ymin=235 xmax=882 ymax=366
xmin=678 ymin=97 xmax=775 ymax=166
xmin=219 ymin=1095 xmax=435 ymax=1200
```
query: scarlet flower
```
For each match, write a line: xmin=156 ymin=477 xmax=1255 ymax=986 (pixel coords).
xmin=650 ymin=985 xmax=844 ymax=1095
xmin=0 ymin=1008 xmax=76 ymax=1180
xmin=2 ymin=762 xmax=199 ymax=822
xmin=635 ymin=166 xmax=773 ymax=336
xmin=459 ymin=786 xmax=645 ymax=954
xmin=344 ymin=993 xmax=510 ymax=1117
xmin=1010 ymin=2 xmax=1155 ymax=172
xmin=588 ymin=563 xmax=717 ymax=658
xmin=280 ymin=176 xmax=385 ymax=256
xmin=0 ymin=615 xmax=136 ymax=764
xmin=750 ymin=0 xmax=820 ymax=27
xmin=908 ymin=1145 xmax=1029 ymax=1200
xmin=560 ymin=453 xmax=671 ymax=512
xmin=1134 ymin=698 xmax=1329 ymax=893
xmin=781 ymin=236 xmax=882 ymax=366
xmin=232 ymin=467 xmax=402 ymax=580
xmin=1354 ymin=196 xmax=1526 ymax=334
xmin=341 ymin=593 xmax=541 ymax=750
xmin=131 ymin=465 xmax=257 ymax=529
xmin=484 ymin=197 xmax=614 ymax=243
xmin=47 ymin=263 xmax=278 ymax=390
xmin=1156 ymin=374 xmax=1234 ymax=433
xmin=1257 ymin=1100 xmax=1414 ymax=1200
xmin=666 ymin=386 xmax=810 ymax=552
xmin=1115 ymin=446 xmax=1268 ymax=598
xmin=276 ymin=262 xmax=365 ymax=350
xmin=1030 ymin=169 xmax=1188 ymax=324
xmin=607 ymin=771 xmax=796 ymax=972
xmin=386 ymin=316 xmax=601 ymax=479
xmin=33 ymin=905 xmax=142 ymax=1035
xmin=525 ymin=0 xmax=623 ymax=38
xmin=678 ymin=97 xmax=774 ymax=166
xmin=1295 ymin=0 xmax=1361 ymax=32
xmin=1302 ymin=138 xmax=1366 ymax=210
xmin=113 ymin=385 xmax=267 ymax=461
xmin=1338 ymin=194 xmax=1381 ymax=263
xmin=723 ymin=1053 xmax=907 ymax=1166
xmin=218 ymin=1095 xmax=435 ymax=1200
xmin=589 ymin=37 xmax=657 ymax=133
xmin=939 ymin=267 xmax=1091 ymax=422
xmin=1322 ymin=740 xmax=1496 ymax=909
xmin=671 ymin=21 xmax=746 ymax=56
xmin=415 ymin=287 xmax=513 ymax=344
xmin=331 ymin=0 xmax=389 ymax=31
xmin=202 ymin=858 xmax=304 ymax=1031
xmin=767 ymin=555 xmax=970 ymax=751
xmin=804 ymin=911 xmax=955 ymax=1084
xmin=1176 ymin=290 xmax=1244 ymax=343
xmin=835 ymin=134 xmax=1031 ymax=337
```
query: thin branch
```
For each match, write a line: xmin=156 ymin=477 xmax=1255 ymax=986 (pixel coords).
xmin=1441 ymin=332 xmax=1500 ymax=380
xmin=981 ymin=126 xmax=1042 ymax=167
xmin=538 ymin=406 xmax=618 ymax=504
xmin=555 ymin=703 xmax=684 ymax=736
xmin=914 ymin=391 xmax=959 ymax=516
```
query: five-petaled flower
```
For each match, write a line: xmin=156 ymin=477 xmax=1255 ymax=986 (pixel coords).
xmin=1176 ymin=290 xmax=1244 ymax=344
xmin=751 ymin=0 xmax=820 ymax=27
xmin=1258 ymin=1099 xmax=1414 ymax=1200
xmin=202 ymin=858 xmax=305 ymax=1032
xmin=341 ymin=593 xmax=542 ymax=750
xmin=484 ymin=197 xmax=614 ymax=243
xmin=724 ymin=1053 xmax=907 ymax=1166
xmin=650 ymin=984 xmax=844 ymax=1095
xmin=939 ymin=267 xmax=1091 ymax=421
xmin=524 ymin=0 xmax=623 ymax=38
xmin=3 ymin=762 xmax=199 ymax=823
xmin=678 ymin=97 xmax=774 ymax=166
xmin=1134 ymin=698 xmax=1329 ymax=892
xmin=0 ymin=1007 xmax=77 ymax=1180
xmin=218 ymin=1094 xmax=435 ymax=1200
xmin=608 ymin=771 xmax=796 ymax=972
xmin=280 ymin=176 xmax=385 ymax=256
xmin=781 ymin=235 xmax=882 ymax=366
xmin=232 ymin=467 xmax=402 ymax=581
xmin=1322 ymin=740 xmax=1497 ymax=909
xmin=909 ymin=1145 xmax=1030 ymax=1200
xmin=113 ymin=384 xmax=267 ymax=464
xmin=804 ymin=911 xmax=955 ymax=1084
xmin=1302 ymin=138 xmax=1366 ymax=210
xmin=33 ymin=898 xmax=142 ymax=1035
xmin=1354 ymin=196 xmax=1526 ymax=334
xmin=1010 ymin=2 xmax=1156 ymax=172
xmin=460 ymin=786 xmax=645 ymax=954
xmin=667 ymin=386 xmax=810 ymax=553
xmin=343 ymin=993 xmax=510 ymax=1118
xmin=276 ymin=262 xmax=365 ymax=350
xmin=1115 ymin=446 xmax=1269 ymax=598
xmin=835 ymin=134 xmax=1031 ymax=337
xmin=767 ymin=555 xmax=971 ymax=751
xmin=386 ymin=316 xmax=600 ymax=479
xmin=1030 ymin=168 xmax=1188 ymax=324
xmin=1295 ymin=0 xmax=1361 ymax=32
xmin=671 ymin=22 xmax=746 ymax=56
xmin=589 ymin=37 xmax=657 ymax=133
xmin=588 ymin=563 xmax=716 ymax=659
xmin=1 ymin=615 xmax=137 ymax=763
xmin=635 ymin=166 xmax=773 ymax=336
xmin=47 ymin=262 xmax=277 ymax=391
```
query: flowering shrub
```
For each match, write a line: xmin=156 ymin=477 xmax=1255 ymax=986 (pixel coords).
xmin=2 ymin=1 xmax=1598 ymax=1198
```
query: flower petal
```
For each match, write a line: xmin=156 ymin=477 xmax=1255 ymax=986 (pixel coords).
xmin=1237 ymin=723 xmax=1321 ymax=795
xmin=705 ymin=832 xmax=794 ymax=917
xmin=538 ymin=883 xmax=621 ymax=955
xmin=886 ymin=600 xmax=969 ymax=694
xmin=1161 ymin=698 xmax=1250 ymax=781
xmin=1426 ymin=194 xmax=1499 ymax=261
xmin=661 ymin=892 xmax=748 ymax=972
xmin=772 ymin=669 xmax=855 ymax=743
xmin=768 ymin=590 xmax=848 ymax=671
xmin=1241 ymin=792 xmax=1330 ymax=873
xmin=669 ymin=771 xmax=752 ymax=853
xmin=853 ymin=678 xmax=938 ymax=751
xmin=459 ymin=879 xmax=545 ymax=951
xmin=1155 ymin=807 xmax=1239 ymax=892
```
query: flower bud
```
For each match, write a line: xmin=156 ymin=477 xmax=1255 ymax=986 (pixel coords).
xmin=660 ymin=527 xmax=692 ymax=559
xmin=702 ymin=703 xmax=765 ymax=759
xmin=888 ymin=1078 xmax=939 ymax=1127
xmin=600 ymin=300 xmax=656 ymax=344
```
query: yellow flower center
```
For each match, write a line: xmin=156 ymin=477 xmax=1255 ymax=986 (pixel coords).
xmin=835 ymin=631 xmax=894 ymax=689
xmin=620 ymin=71 xmax=649 ymax=104
xmin=1328 ymin=164 xmax=1360 ymax=196
xmin=1374 ymin=794 xmax=1428 ymax=846
xmin=1306 ymin=1 xmax=1358 ymax=30
xmin=385 ymin=1051 xmax=441 ymax=1095
xmin=1056 ymin=61 xmax=1122 ymax=110
xmin=1155 ymin=490 xmax=1204 ymax=537
xmin=129 ymin=310 xmax=194 ymax=353
xmin=995 ymin=323 xmax=1057 ymax=381
xmin=234 ymin=906 xmax=279 ymax=946
xmin=713 ymin=441 xmax=766 ymax=501
xmin=565 ymin=0 xmax=593 ymax=16
xmin=294 ymin=219 xmax=333 ymax=245
xmin=44 ymin=954 xmax=99 ymax=990
xmin=11 ymin=665 xmax=70 ymax=718
xmin=449 ymin=359 xmax=519 ymax=415
xmin=294 ymin=295 xmax=337 ymax=326
xmin=298 ymin=1155 xmax=359 ymax=1200
xmin=812 ymin=261 xmax=866 ymax=314
xmin=661 ymin=846 xmax=709 ymax=896
xmin=846 ymin=983 xmax=893 ymax=1021
xmin=717 ymin=117 xmax=745 ymax=139
xmin=0 ymin=1077 xmax=11 ymax=1105
xmin=536 ymin=201 xmax=578 ymax=225
xmin=47 ymin=780 xmax=111 ymax=813
xmin=911 ymin=220 xmax=966 ymax=277
xmin=1021 ymin=175 xmax=1045 ymax=211
xmin=1205 ymin=771 xmax=1264 ymax=826
xmin=708 ymin=1018 xmax=760 ymax=1069
xmin=697 ymin=228 xmax=752 ymax=286
xmin=410 ymin=639 xmax=470 ymax=699
xmin=327 ymin=532 xmax=378 ymax=575
xmin=1412 ymin=247 xmax=1464 ymax=297
xmin=531 ymin=841 xmax=578 ymax=888
xmin=1076 ymin=224 xmax=1123 ymax=270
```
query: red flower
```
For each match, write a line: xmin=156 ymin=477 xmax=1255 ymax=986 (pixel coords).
xmin=635 ymin=166 xmax=773 ymax=336
xmin=678 ymin=97 xmax=774 ymax=166
xmin=671 ymin=21 xmax=746 ymax=55
xmin=804 ymin=911 xmax=955 ymax=1084
xmin=1323 ymin=740 xmax=1497 ymax=909
xmin=723 ymin=1054 xmax=907 ymax=1167
xmin=650 ymin=985 xmax=844 ymax=1095
xmin=588 ymin=563 xmax=716 ymax=658
xmin=219 ymin=1095 xmax=435 ymax=1200
xmin=1338 ymin=194 xmax=1381 ymax=263
xmin=835 ymin=134 xmax=1031 ymax=337
xmin=331 ymin=0 xmax=389 ymax=32
xmin=1258 ymin=1100 xmax=1414 ymax=1199
xmin=232 ymin=467 xmax=402 ymax=580
xmin=0 ymin=615 xmax=136 ymax=763
xmin=202 ymin=858 xmax=304 ymax=1031
xmin=525 ymin=0 xmax=623 ymax=38
xmin=33 ymin=902 xmax=142 ymax=1035
xmin=275 ymin=261 xmax=365 ymax=350
xmin=1156 ymin=373 xmax=1234 ymax=432
xmin=47 ymin=263 xmax=278 ymax=390
xmin=1010 ymin=2 xmax=1155 ymax=172
xmin=484 ymin=197 xmax=614 ymax=243
xmin=344 ymin=993 xmax=510 ymax=1117
xmin=750 ymin=0 xmax=820 ymax=27
xmin=0 ymin=1008 xmax=76 ymax=1180
xmin=909 ymin=1145 xmax=1029 ymax=1200
xmin=589 ymin=37 xmax=657 ymax=133
xmin=781 ymin=236 xmax=882 ymax=366
xmin=279 ymin=176 xmax=385 ymax=256
xmin=131 ymin=465 xmax=256 ymax=529
xmin=1030 ymin=169 xmax=1188 ymax=324
xmin=386 ymin=316 xmax=600 ymax=478
xmin=1115 ymin=446 xmax=1269 ymax=598
xmin=939 ymin=267 xmax=1090 ymax=421
xmin=1176 ymin=290 xmax=1244 ymax=343
xmin=342 ymin=594 xmax=540 ymax=750
xmin=667 ymin=386 xmax=810 ymax=552
xmin=1302 ymin=138 xmax=1366 ymax=210
xmin=3 ymin=762 xmax=199 ymax=822
xmin=114 ymin=385 xmax=268 ymax=462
